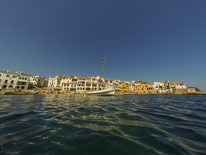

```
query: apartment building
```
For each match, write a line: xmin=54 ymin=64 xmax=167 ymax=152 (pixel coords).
xmin=62 ymin=76 xmax=78 ymax=91
xmin=48 ymin=75 xmax=63 ymax=88
xmin=61 ymin=76 xmax=107 ymax=92
xmin=0 ymin=70 xmax=30 ymax=90
xmin=30 ymin=76 xmax=48 ymax=88
xmin=135 ymin=83 xmax=156 ymax=92
xmin=76 ymin=76 xmax=106 ymax=92
xmin=153 ymin=81 xmax=176 ymax=93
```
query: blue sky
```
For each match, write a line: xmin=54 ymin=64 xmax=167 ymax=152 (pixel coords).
xmin=0 ymin=0 xmax=206 ymax=91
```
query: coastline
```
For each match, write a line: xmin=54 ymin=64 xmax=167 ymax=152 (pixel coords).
xmin=1 ymin=89 xmax=205 ymax=95
xmin=2 ymin=92 xmax=204 ymax=95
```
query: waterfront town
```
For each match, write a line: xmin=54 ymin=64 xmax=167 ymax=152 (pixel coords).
xmin=0 ymin=70 xmax=204 ymax=95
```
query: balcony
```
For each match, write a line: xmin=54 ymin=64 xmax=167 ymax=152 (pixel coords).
xmin=17 ymin=82 xmax=27 ymax=85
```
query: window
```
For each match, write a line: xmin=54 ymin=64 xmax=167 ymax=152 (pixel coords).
xmin=6 ymin=75 xmax=10 ymax=77
xmin=25 ymin=78 xmax=27 ymax=80
xmin=74 ymin=84 xmax=76 ymax=87
xmin=4 ymin=80 xmax=8 ymax=83
xmin=71 ymin=84 xmax=73 ymax=87
xmin=11 ymin=80 xmax=14 ymax=84
xmin=19 ymin=77 xmax=21 ymax=79
xmin=22 ymin=77 xmax=24 ymax=80
xmin=0 ymin=74 xmax=1 ymax=77
xmin=12 ymin=76 xmax=15 ymax=78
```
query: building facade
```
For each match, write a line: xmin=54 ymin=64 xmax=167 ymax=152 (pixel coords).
xmin=30 ymin=76 xmax=48 ymax=88
xmin=135 ymin=83 xmax=156 ymax=92
xmin=48 ymin=76 xmax=63 ymax=88
xmin=122 ymin=83 xmax=130 ymax=92
xmin=61 ymin=76 xmax=108 ymax=93
xmin=175 ymin=82 xmax=187 ymax=89
xmin=0 ymin=70 xmax=30 ymax=90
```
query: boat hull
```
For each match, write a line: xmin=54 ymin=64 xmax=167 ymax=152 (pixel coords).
xmin=86 ymin=89 xmax=115 ymax=96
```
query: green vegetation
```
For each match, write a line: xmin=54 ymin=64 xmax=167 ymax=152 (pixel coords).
xmin=188 ymin=87 xmax=201 ymax=91
xmin=195 ymin=88 xmax=200 ymax=91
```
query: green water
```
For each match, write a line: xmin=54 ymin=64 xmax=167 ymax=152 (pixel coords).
xmin=0 ymin=95 xmax=206 ymax=154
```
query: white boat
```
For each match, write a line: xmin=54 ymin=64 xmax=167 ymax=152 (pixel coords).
xmin=86 ymin=88 xmax=115 ymax=96
xmin=85 ymin=54 xmax=115 ymax=96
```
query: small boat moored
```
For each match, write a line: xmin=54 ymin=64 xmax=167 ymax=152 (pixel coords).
xmin=84 ymin=54 xmax=115 ymax=96
xmin=86 ymin=88 xmax=115 ymax=96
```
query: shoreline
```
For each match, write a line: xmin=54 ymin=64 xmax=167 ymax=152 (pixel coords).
xmin=1 ymin=93 xmax=206 ymax=95
xmin=1 ymin=90 xmax=206 ymax=95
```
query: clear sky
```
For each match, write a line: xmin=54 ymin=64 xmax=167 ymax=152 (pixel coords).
xmin=0 ymin=0 xmax=206 ymax=91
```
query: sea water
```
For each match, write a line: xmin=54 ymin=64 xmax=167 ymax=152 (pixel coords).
xmin=0 ymin=95 xmax=206 ymax=155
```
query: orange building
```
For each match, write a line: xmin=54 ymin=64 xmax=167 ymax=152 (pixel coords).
xmin=135 ymin=83 xmax=156 ymax=92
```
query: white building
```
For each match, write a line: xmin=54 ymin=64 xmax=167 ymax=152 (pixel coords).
xmin=175 ymin=82 xmax=187 ymax=89
xmin=153 ymin=82 xmax=166 ymax=93
xmin=61 ymin=76 xmax=107 ymax=93
xmin=129 ymin=81 xmax=135 ymax=91
xmin=0 ymin=70 xmax=30 ymax=90
xmin=48 ymin=75 xmax=120 ymax=93
xmin=61 ymin=76 xmax=78 ymax=91
xmin=30 ymin=76 xmax=48 ymax=88
xmin=153 ymin=81 xmax=175 ymax=93
xmin=48 ymin=75 xmax=63 ymax=88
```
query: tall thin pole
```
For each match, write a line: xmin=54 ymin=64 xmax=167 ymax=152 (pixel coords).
xmin=101 ymin=54 xmax=106 ymax=78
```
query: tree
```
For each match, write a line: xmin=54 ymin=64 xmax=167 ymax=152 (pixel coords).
xmin=195 ymin=87 xmax=200 ymax=91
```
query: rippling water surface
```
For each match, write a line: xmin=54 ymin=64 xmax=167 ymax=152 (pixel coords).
xmin=0 ymin=95 xmax=206 ymax=155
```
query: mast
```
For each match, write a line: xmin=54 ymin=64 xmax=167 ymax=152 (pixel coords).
xmin=101 ymin=54 xmax=106 ymax=78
